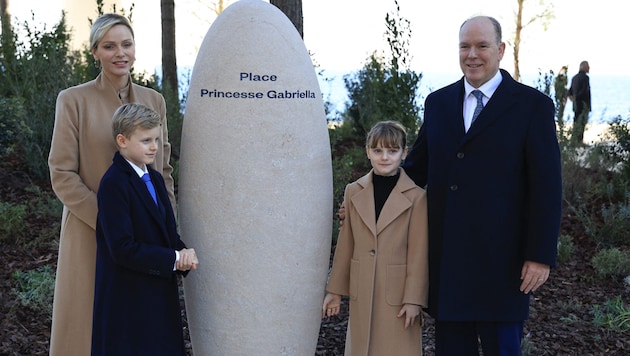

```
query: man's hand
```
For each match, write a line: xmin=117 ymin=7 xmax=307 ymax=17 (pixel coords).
xmin=520 ymin=260 xmax=550 ymax=294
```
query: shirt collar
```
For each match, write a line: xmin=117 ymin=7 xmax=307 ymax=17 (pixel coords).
xmin=464 ymin=70 xmax=503 ymax=99
xmin=125 ymin=158 xmax=148 ymax=178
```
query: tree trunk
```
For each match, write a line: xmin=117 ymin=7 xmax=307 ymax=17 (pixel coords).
xmin=513 ymin=0 xmax=523 ymax=82
xmin=0 ymin=0 xmax=8 ymax=16
xmin=161 ymin=0 xmax=178 ymax=96
xmin=270 ymin=0 xmax=303 ymax=38
xmin=1 ymin=0 xmax=10 ymax=37
xmin=1 ymin=0 xmax=15 ymax=68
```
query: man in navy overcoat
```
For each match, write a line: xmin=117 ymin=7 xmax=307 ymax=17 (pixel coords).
xmin=404 ymin=16 xmax=562 ymax=355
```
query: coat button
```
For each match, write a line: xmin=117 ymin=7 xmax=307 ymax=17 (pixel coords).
xmin=450 ymin=185 xmax=458 ymax=191
xmin=456 ymin=152 xmax=464 ymax=159
xmin=369 ymin=250 xmax=376 ymax=256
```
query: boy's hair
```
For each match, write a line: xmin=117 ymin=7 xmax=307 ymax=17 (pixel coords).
xmin=112 ymin=103 xmax=162 ymax=141
xmin=365 ymin=121 xmax=407 ymax=149
xmin=90 ymin=13 xmax=134 ymax=51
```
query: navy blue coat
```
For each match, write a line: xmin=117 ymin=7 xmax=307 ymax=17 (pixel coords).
xmin=92 ymin=152 xmax=186 ymax=355
xmin=404 ymin=69 xmax=562 ymax=321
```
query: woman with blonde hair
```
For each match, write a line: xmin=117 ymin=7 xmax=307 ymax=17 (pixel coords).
xmin=48 ymin=13 xmax=175 ymax=355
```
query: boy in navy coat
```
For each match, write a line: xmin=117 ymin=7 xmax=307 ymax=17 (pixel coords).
xmin=92 ymin=103 xmax=198 ymax=355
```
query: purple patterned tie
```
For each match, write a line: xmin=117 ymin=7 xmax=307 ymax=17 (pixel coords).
xmin=471 ymin=89 xmax=484 ymax=123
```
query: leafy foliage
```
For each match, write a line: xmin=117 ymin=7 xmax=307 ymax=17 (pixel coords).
xmin=557 ymin=234 xmax=574 ymax=263
xmin=0 ymin=97 xmax=30 ymax=156
xmin=0 ymin=14 xmax=80 ymax=178
xmin=12 ymin=265 xmax=55 ymax=320
xmin=591 ymin=248 xmax=630 ymax=279
xmin=0 ymin=201 xmax=27 ymax=241
xmin=592 ymin=296 xmax=630 ymax=333
xmin=340 ymin=0 xmax=421 ymax=144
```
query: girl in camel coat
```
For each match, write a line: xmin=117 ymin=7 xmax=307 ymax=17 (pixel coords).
xmin=323 ymin=121 xmax=429 ymax=356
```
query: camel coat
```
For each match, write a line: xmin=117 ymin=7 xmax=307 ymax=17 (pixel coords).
xmin=48 ymin=73 xmax=175 ymax=356
xmin=326 ymin=169 xmax=429 ymax=356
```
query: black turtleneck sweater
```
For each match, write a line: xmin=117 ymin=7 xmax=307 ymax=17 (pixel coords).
xmin=373 ymin=172 xmax=400 ymax=221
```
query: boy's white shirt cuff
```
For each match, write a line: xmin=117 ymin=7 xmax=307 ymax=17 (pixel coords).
xmin=174 ymin=250 xmax=180 ymax=271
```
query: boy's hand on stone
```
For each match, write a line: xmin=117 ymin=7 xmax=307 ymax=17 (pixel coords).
xmin=177 ymin=248 xmax=199 ymax=271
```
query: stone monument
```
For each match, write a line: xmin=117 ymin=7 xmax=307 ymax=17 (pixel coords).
xmin=178 ymin=0 xmax=333 ymax=354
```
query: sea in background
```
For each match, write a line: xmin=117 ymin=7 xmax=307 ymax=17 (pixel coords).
xmin=317 ymin=70 xmax=630 ymax=143
xmin=176 ymin=66 xmax=629 ymax=143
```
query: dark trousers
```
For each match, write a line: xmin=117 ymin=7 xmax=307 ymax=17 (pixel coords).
xmin=435 ymin=320 xmax=524 ymax=356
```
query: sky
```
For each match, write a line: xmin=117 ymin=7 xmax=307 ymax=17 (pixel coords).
xmin=7 ymin=0 xmax=629 ymax=78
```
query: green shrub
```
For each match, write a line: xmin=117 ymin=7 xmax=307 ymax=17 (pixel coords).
xmin=0 ymin=97 xmax=31 ymax=157
xmin=557 ymin=234 xmax=574 ymax=263
xmin=12 ymin=265 xmax=55 ymax=320
xmin=596 ymin=197 xmax=630 ymax=246
xmin=520 ymin=334 xmax=537 ymax=356
xmin=0 ymin=15 xmax=81 ymax=179
xmin=25 ymin=185 xmax=63 ymax=219
xmin=0 ymin=201 xmax=27 ymax=241
xmin=591 ymin=248 xmax=630 ymax=278
xmin=592 ymin=296 xmax=630 ymax=333
xmin=597 ymin=115 xmax=630 ymax=179
xmin=341 ymin=1 xmax=421 ymax=144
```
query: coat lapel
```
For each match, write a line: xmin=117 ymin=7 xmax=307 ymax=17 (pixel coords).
xmin=376 ymin=171 xmax=415 ymax=234
xmin=351 ymin=173 xmax=377 ymax=237
xmin=465 ymin=70 xmax=519 ymax=141
xmin=446 ymin=79 xmax=467 ymax=137
xmin=113 ymin=153 xmax=170 ymax=244
xmin=351 ymin=170 xmax=417 ymax=237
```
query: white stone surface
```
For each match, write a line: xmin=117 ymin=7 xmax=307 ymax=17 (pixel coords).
xmin=178 ymin=1 xmax=333 ymax=355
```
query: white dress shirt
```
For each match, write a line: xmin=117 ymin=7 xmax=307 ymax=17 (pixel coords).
xmin=463 ymin=70 xmax=503 ymax=132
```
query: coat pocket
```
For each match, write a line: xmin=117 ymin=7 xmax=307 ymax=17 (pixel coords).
xmin=349 ymin=259 xmax=359 ymax=300
xmin=386 ymin=264 xmax=406 ymax=306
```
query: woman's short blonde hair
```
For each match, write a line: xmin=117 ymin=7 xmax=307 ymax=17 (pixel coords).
xmin=90 ymin=13 xmax=134 ymax=51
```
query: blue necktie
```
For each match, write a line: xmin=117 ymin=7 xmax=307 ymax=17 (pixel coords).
xmin=471 ymin=89 xmax=485 ymax=123
xmin=141 ymin=173 xmax=157 ymax=205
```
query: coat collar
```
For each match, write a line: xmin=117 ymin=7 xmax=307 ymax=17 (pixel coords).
xmin=351 ymin=168 xmax=417 ymax=236
xmin=112 ymin=152 xmax=168 ymax=228
xmin=95 ymin=72 xmax=136 ymax=104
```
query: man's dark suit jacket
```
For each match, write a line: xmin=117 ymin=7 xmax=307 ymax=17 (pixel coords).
xmin=568 ymin=70 xmax=591 ymax=115
xmin=404 ymin=69 xmax=562 ymax=321
xmin=92 ymin=151 xmax=187 ymax=355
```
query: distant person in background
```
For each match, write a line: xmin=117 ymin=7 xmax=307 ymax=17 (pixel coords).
xmin=48 ymin=13 xmax=175 ymax=356
xmin=553 ymin=66 xmax=569 ymax=125
xmin=568 ymin=60 xmax=591 ymax=145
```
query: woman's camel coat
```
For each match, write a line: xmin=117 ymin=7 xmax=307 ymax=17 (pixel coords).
xmin=326 ymin=169 xmax=429 ymax=356
xmin=47 ymin=73 xmax=175 ymax=356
